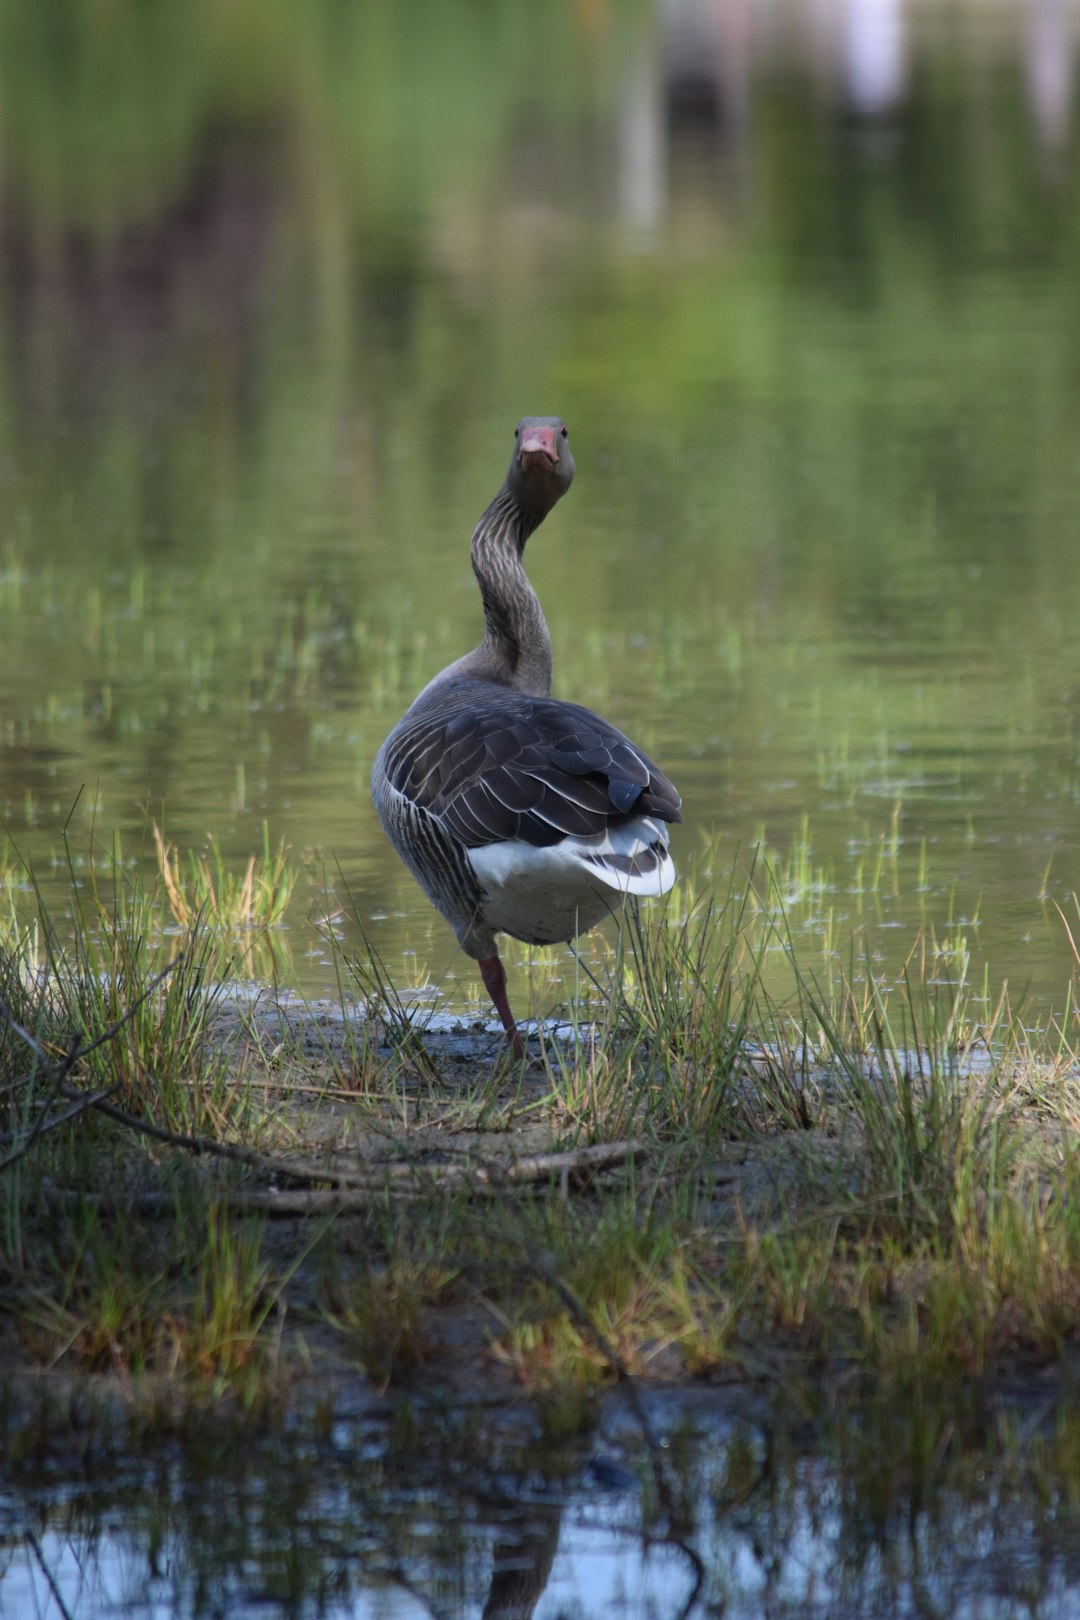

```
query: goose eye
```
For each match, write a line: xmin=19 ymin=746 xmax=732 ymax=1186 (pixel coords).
xmin=560 ymin=425 xmax=568 ymax=438
xmin=514 ymin=427 xmax=520 ymax=438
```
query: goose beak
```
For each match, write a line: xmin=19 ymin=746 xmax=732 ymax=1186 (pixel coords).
xmin=518 ymin=424 xmax=560 ymax=471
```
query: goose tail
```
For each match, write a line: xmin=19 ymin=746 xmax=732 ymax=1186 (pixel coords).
xmin=568 ymin=815 xmax=676 ymax=897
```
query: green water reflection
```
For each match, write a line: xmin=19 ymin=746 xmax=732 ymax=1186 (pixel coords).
xmin=2 ymin=0 xmax=1080 ymax=1022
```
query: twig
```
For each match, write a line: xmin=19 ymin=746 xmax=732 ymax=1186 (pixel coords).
xmin=36 ymin=1141 xmax=642 ymax=1210
xmin=53 ymin=1083 xmax=295 ymax=1172
xmin=446 ymin=1141 xmax=640 ymax=1186
xmin=0 ymin=959 xmax=181 ymax=1170
xmin=0 ymin=1029 xmax=82 ymax=1171
xmin=36 ymin=1187 xmax=373 ymax=1216
xmin=0 ymin=1087 xmax=118 ymax=1174
xmin=51 ymin=1083 xmax=443 ymax=1193
xmin=0 ymin=1071 xmax=41 ymax=1099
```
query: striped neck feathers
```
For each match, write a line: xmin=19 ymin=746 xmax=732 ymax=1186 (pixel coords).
xmin=469 ymin=486 xmax=553 ymax=696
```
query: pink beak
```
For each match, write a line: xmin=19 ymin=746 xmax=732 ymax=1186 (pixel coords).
xmin=518 ymin=423 xmax=559 ymax=470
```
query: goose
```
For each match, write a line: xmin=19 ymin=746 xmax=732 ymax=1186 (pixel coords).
xmin=371 ymin=417 xmax=681 ymax=1055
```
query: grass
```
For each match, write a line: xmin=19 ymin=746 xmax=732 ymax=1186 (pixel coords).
xmin=154 ymin=820 xmax=296 ymax=933
xmin=39 ymin=836 xmax=238 ymax=1136
xmin=2 ymin=819 xmax=1080 ymax=1554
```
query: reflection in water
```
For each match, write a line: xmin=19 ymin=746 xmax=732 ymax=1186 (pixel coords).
xmin=840 ymin=0 xmax=907 ymax=115
xmin=1027 ymin=0 xmax=1075 ymax=151
xmin=4 ymin=1390 xmax=1080 ymax=1617
xmin=618 ymin=38 xmax=666 ymax=234
xmin=481 ymin=1500 xmax=561 ymax=1620
xmin=620 ymin=0 xmax=1067 ymax=239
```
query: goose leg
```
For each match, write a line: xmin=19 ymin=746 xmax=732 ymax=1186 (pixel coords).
xmin=478 ymin=953 xmax=525 ymax=1057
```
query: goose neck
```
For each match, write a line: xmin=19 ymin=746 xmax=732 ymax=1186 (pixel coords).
xmin=470 ymin=488 xmax=553 ymax=695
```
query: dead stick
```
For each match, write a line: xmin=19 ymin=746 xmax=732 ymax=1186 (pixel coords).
xmin=39 ymin=1188 xmax=396 ymax=1216
xmin=53 ymin=1083 xmax=341 ymax=1181
xmin=57 ymin=1097 xmax=637 ymax=1188
xmin=0 ymin=1030 xmax=83 ymax=1169
xmin=0 ymin=959 xmax=182 ymax=1169
xmin=35 ymin=1141 xmax=641 ymax=1211
xmin=0 ymin=1087 xmax=118 ymax=1174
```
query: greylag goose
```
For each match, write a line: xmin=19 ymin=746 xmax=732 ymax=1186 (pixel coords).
xmin=371 ymin=417 xmax=681 ymax=1054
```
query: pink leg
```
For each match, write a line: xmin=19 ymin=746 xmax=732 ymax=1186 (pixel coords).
xmin=478 ymin=953 xmax=525 ymax=1057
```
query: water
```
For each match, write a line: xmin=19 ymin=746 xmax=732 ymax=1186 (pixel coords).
xmin=5 ymin=1388 xmax=1080 ymax=1619
xmin=2 ymin=0 xmax=1080 ymax=1027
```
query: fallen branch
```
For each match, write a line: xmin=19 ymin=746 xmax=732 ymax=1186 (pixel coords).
xmin=53 ymin=1082 xmax=294 ymax=1172
xmin=0 ymin=1086 xmax=119 ymax=1174
xmin=0 ymin=1029 xmax=84 ymax=1173
xmin=38 ymin=1187 xmax=395 ymax=1216
xmin=418 ymin=1140 xmax=640 ymax=1188
xmin=0 ymin=965 xmax=640 ymax=1198
xmin=35 ymin=1140 xmax=642 ymax=1211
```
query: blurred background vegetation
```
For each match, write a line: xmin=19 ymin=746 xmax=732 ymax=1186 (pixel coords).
xmin=1 ymin=0 xmax=1079 ymax=1015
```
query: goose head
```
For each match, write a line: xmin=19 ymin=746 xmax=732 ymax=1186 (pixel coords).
xmin=505 ymin=416 xmax=575 ymax=516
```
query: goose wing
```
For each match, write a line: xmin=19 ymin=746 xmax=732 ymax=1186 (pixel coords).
xmin=381 ymin=686 xmax=682 ymax=850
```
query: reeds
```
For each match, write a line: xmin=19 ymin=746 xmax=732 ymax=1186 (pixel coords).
xmin=1 ymin=819 xmax=1079 ymax=1497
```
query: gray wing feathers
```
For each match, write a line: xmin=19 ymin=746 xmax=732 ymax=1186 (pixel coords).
xmin=381 ymin=686 xmax=682 ymax=852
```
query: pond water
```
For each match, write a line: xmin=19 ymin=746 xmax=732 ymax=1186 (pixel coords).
xmin=2 ymin=0 xmax=1080 ymax=1032
xmin=4 ymin=1386 xmax=1080 ymax=1620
